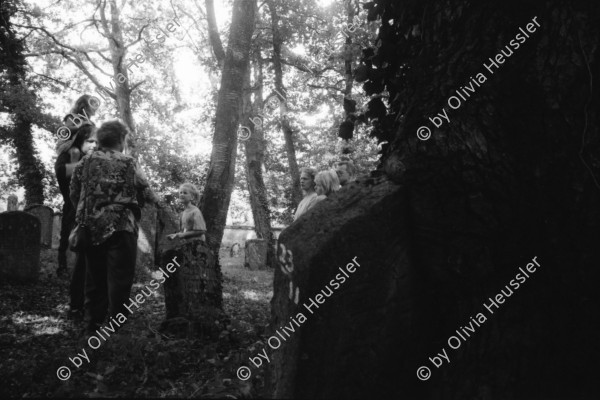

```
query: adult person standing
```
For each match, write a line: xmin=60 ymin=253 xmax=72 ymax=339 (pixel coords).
xmin=293 ymin=167 xmax=319 ymax=221
xmin=55 ymin=94 xmax=98 ymax=277
xmin=314 ymin=170 xmax=341 ymax=202
xmin=335 ymin=160 xmax=356 ymax=187
xmin=70 ymin=120 xmax=159 ymax=334
xmin=56 ymin=125 xmax=97 ymax=320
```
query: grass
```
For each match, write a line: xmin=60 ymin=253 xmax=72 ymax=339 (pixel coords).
xmin=0 ymin=246 xmax=274 ymax=398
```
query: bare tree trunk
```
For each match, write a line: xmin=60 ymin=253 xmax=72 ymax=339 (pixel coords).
xmin=100 ymin=0 xmax=137 ymax=153
xmin=267 ymin=0 xmax=302 ymax=209
xmin=200 ymin=0 xmax=256 ymax=251
xmin=242 ymin=54 xmax=275 ymax=267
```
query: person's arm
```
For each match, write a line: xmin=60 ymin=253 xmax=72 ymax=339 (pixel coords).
xmin=168 ymin=209 xmax=207 ymax=239
xmin=133 ymin=161 xmax=159 ymax=205
xmin=69 ymin=160 xmax=83 ymax=209
xmin=64 ymin=148 xmax=82 ymax=178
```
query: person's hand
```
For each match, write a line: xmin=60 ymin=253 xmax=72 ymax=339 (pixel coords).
xmin=167 ymin=233 xmax=179 ymax=240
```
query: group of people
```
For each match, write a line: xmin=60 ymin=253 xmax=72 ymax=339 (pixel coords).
xmin=55 ymin=94 xmax=206 ymax=335
xmin=293 ymin=161 xmax=356 ymax=220
xmin=55 ymin=94 xmax=357 ymax=336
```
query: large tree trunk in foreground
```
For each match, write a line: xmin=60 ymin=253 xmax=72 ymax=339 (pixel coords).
xmin=266 ymin=1 xmax=600 ymax=399
xmin=200 ymin=0 xmax=256 ymax=252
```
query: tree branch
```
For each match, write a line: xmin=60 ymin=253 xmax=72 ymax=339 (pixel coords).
xmin=205 ymin=0 xmax=226 ymax=64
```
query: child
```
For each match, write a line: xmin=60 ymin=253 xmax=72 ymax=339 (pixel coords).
xmin=167 ymin=183 xmax=207 ymax=242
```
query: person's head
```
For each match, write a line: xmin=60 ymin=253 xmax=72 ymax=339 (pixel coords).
xmin=300 ymin=167 xmax=317 ymax=193
xmin=70 ymin=94 xmax=97 ymax=118
xmin=315 ymin=170 xmax=341 ymax=197
xmin=71 ymin=125 xmax=97 ymax=154
xmin=178 ymin=183 xmax=200 ymax=205
xmin=335 ymin=160 xmax=356 ymax=186
xmin=96 ymin=120 xmax=129 ymax=151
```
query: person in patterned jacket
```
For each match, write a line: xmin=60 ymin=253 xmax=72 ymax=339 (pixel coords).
xmin=70 ymin=120 xmax=159 ymax=334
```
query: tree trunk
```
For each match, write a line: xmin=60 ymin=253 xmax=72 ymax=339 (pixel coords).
xmin=0 ymin=1 xmax=45 ymax=206
xmin=242 ymin=54 xmax=275 ymax=267
xmin=267 ymin=1 xmax=600 ymax=399
xmin=12 ymin=119 xmax=44 ymax=206
xmin=102 ymin=0 xmax=137 ymax=153
xmin=199 ymin=0 xmax=256 ymax=252
xmin=267 ymin=0 xmax=302 ymax=209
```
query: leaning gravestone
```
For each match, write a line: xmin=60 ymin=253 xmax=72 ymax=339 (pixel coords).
xmin=25 ymin=204 xmax=54 ymax=248
xmin=0 ymin=211 xmax=41 ymax=281
xmin=245 ymin=239 xmax=268 ymax=270
xmin=7 ymin=194 xmax=18 ymax=211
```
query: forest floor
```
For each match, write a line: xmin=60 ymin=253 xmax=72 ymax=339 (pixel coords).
xmin=0 ymin=247 xmax=273 ymax=398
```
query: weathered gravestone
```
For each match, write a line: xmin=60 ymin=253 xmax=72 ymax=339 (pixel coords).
xmin=266 ymin=176 xmax=414 ymax=399
xmin=245 ymin=239 xmax=268 ymax=270
xmin=0 ymin=211 xmax=41 ymax=281
xmin=158 ymin=240 xmax=224 ymax=338
xmin=52 ymin=212 xmax=62 ymax=249
xmin=25 ymin=204 xmax=54 ymax=248
xmin=7 ymin=194 xmax=18 ymax=211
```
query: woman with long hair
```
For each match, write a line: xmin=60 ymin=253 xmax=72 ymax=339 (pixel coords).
xmin=54 ymin=94 xmax=98 ymax=319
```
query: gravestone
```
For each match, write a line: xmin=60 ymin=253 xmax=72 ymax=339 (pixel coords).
xmin=159 ymin=238 xmax=223 ymax=339
xmin=0 ymin=211 xmax=41 ymax=281
xmin=7 ymin=195 xmax=18 ymax=211
xmin=245 ymin=239 xmax=268 ymax=270
xmin=230 ymin=242 xmax=241 ymax=257
xmin=25 ymin=204 xmax=54 ymax=248
xmin=52 ymin=212 xmax=62 ymax=249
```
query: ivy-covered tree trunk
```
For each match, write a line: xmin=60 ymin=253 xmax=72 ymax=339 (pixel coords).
xmin=200 ymin=0 xmax=256 ymax=252
xmin=0 ymin=0 xmax=45 ymax=206
xmin=267 ymin=1 xmax=600 ymax=399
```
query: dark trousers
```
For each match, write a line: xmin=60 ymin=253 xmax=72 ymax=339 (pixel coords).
xmin=59 ymin=195 xmax=86 ymax=311
xmin=69 ymin=252 xmax=86 ymax=310
xmin=59 ymin=199 xmax=75 ymax=256
xmin=84 ymin=231 xmax=137 ymax=327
